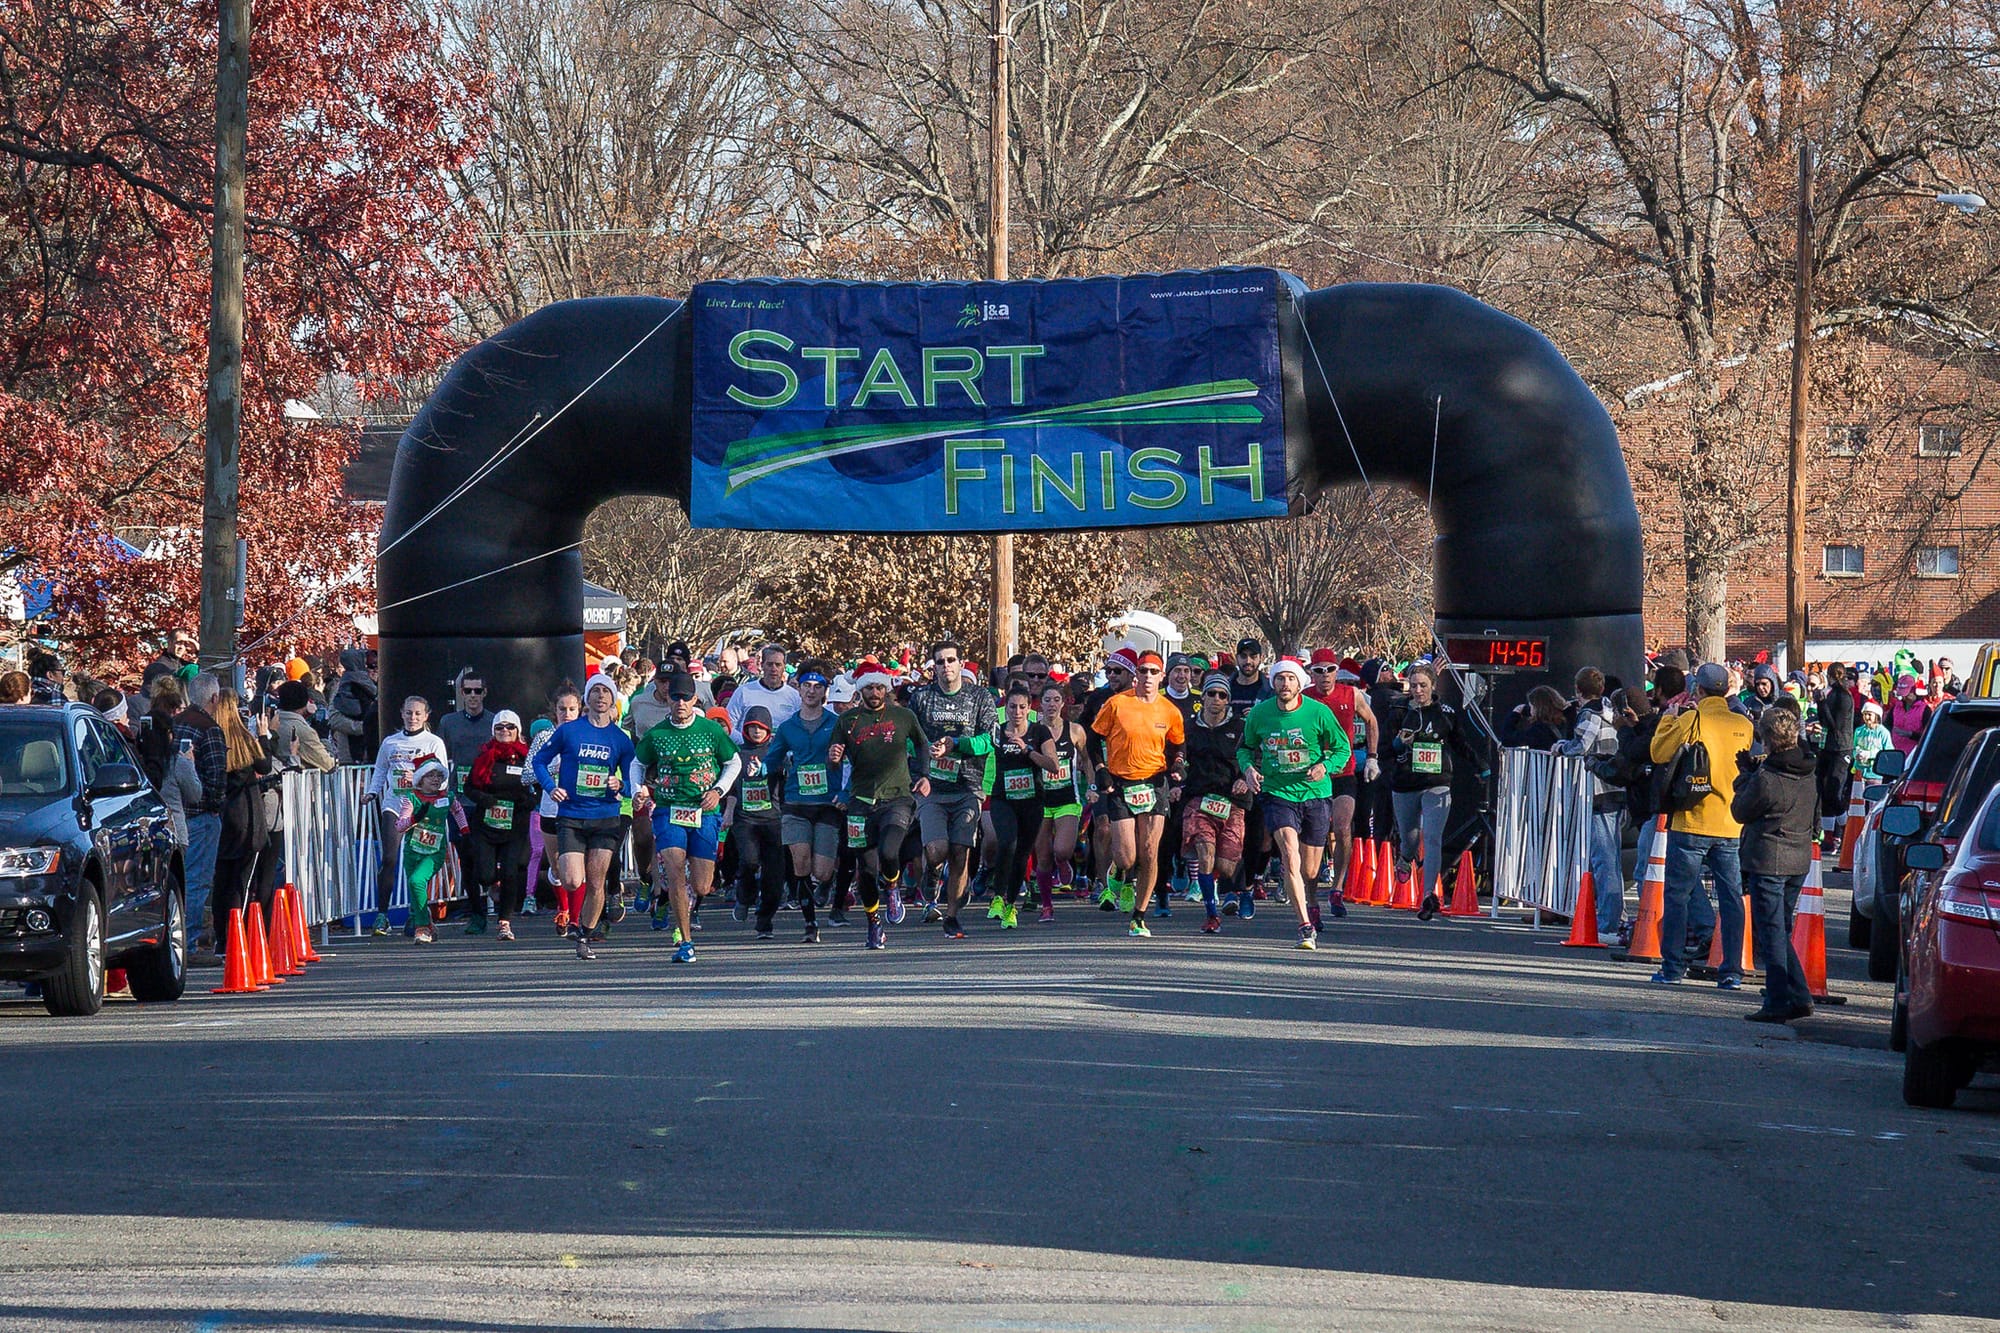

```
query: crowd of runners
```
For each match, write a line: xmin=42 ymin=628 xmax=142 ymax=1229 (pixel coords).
xmin=362 ymin=638 xmax=1485 ymax=960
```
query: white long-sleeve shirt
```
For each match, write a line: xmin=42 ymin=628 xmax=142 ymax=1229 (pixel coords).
xmin=366 ymin=728 xmax=450 ymax=801
xmin=726 ymin=679 xmax=802 ymax=741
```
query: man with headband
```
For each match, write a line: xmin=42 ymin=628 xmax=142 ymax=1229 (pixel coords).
xmin=768 ymin=657 xmax=846 ymax=942
xmin=1090 ymin=649 xmax=1187 ymax=937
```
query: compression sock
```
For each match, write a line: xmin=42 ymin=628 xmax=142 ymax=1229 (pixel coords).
xmin=1198 ymin=872 xmax=1219 ymax=913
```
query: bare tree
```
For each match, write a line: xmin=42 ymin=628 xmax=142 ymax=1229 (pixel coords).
xmin=582 ymin=497 xmax=800 ymax=652
xmin=443 ymin=0 xmax=797 ymax=331
xmin=1458 ymin=0 xmax=2000 ymax=658
xmin=1145 ymin=489 xmax=1434 ymax=655
xmin=700 ymin=0 xmax=1351 ymax=277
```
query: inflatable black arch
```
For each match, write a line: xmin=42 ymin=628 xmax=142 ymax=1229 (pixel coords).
xmin=377 ymin=281 xmax=1643 ymax=728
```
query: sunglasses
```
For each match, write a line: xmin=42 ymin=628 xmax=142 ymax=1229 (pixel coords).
xmin=1310 ymin=666 xmax=1330 ymax=673
xmin=1202 ymin=688 xmax=1230 ymax=698
xmin=669 ymin=692 xmax=697 ymax=703
xmin=461 ymin=685 xmax=486 ymax=694
xmin=1137 ymin=666 xmax=1163 ymax=675
xmin=494 ymin=723 xmax=518 ymax=731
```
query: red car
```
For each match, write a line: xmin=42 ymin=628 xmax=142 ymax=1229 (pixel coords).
xmin=1897 ymin=793 xmax=2000 ymax=1108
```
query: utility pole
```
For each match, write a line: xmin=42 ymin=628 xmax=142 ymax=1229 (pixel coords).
xmin=1785 ymin=139 xmax=1813 ymax=674
xmin=199 ymin=0 xmax=250 ymax=674
xmin=987 ymin=0 xmax=1017 ymax=670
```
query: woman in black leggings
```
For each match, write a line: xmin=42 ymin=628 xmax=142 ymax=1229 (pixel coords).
xmin=959 ymin=681 xmax=1059 ymax=930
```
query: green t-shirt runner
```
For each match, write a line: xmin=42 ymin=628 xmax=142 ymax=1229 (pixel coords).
xmin=635 ymin=715 xmax=738 ymax=807
xmin=830 ymin=703 xmax=929 ymax=803
xmin=1237 ymin=694 xmax=1350 ymax=802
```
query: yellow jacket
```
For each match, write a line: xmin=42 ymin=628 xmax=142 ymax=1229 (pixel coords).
xmin=1649 ymin=695 xmax=1756 ymax=838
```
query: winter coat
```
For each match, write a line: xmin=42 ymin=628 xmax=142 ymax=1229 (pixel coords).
xmin=1730 ymin=743 xmax=1820 ymax=877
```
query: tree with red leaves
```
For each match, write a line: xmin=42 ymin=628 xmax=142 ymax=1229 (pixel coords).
xmin=0 ymin=0 xmax=487 ymax=668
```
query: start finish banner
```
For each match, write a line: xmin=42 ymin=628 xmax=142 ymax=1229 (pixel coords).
xmin=688 ymin=269 xmax=1297 ymax=532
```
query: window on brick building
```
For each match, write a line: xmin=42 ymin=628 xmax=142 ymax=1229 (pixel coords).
xmin=1917 ymin=545 xmax=1961 ymax=577
xmin=1823 ymin=544 xmax=1865 ymax=577
xmin=1826 ymin=423 xmax=1866 ymax=457
xmin=1919 ymin=423 xmax=1964 ymax=457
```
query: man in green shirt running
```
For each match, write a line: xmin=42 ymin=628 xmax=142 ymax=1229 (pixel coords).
xmin=1238 ymin=659 xmax=1351 ymax=951
xmin=827 ymin=663 xmax=932 ymax=950
xmin=634 ymin=671 xmax=742 ymax=963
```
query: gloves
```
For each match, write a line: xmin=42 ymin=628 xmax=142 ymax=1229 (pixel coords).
xmin=1363 ymin=756 xmax=1381 ymax=783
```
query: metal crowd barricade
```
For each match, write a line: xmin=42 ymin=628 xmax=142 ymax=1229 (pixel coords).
xmin=281 ymin=764 xmax=462 ymax=937
xmin=1491 ymin=746 xmax=1594 ymax=924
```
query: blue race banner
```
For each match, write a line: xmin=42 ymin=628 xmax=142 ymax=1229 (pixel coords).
xmin=688 ymin=268 xmax=1296 ymax=531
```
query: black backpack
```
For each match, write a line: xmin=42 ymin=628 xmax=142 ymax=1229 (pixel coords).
xmin=1661 ymin=710 xmax=1714 ymax=812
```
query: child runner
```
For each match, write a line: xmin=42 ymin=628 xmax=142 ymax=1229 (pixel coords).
xmin=392 ymin=754 xmax=458 ymax=945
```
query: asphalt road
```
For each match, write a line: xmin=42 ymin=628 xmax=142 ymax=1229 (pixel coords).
xmin=3 ymin=878 xmax=1998 ymax=1332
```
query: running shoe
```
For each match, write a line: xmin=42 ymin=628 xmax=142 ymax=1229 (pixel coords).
xmin=922 ymin=900 xmax=944 ymax=924
xmin=464 ymin=915 xmax=487 ymax=936
xmin=553 ymin=909 xmax=570 ymax=935
xmin=607 ymin=895 xmax=627 ymax=924
xmin=1238 ymin=892 xmax=1255 ymax=920
xmin=1328 ymin=892 xmax=1348 ymax=920
xmin=987 ymin=894 xmax=1006 ymax=920
xmin=651 ymin=901 xmax=671 ymax=931
xmin=1296 ymin=924 xmax=1317 ymax=951
xmin=497 ymin=920 xmax=515 ymax=942
xmin=756 ymin=927 xmax=775 ymax=941
xmin=1202 ymin=915 xmax=1221 ymax=934
xmin=1116 ymin=881 xmax=1135 ymax=915
xmin=567 ymin=923 xmax=583 ymax=942
xmin=1416 ymin=894 xmax=1440 ymax=922
xmin=414 ymin=925 xmax=435 ymax=945
xmin=519 ymin=898 xmax=538 ymax=915
xmin=1037 ymin=904 xmax=1055 ymax=924
xmin=942 ymin=918 xmax=967 ymax=940
xmin=1000 ymin=903 xmax=1019 ymax=930
xmin=575 ymin=935 xmax=597 ymax=960
xmin=866 ymin=917 xmax=887 ymax=949
xmin=732 ymin=901 xmax=748 ymax=923
xmin=371 ymin=913 xmax=391 ymax=937
xmin=673 ymin=940 xmax=696 ymax=964
xmin=828 ymin=908 xmax=849 ymax=927
xmin=813 ymin=883 xmax=830 ymax=909
xmin=802 ymin=923 xmax=821 ymax=944
xmin=1221 ymin=897 xmax=1239 ymax=917
xmin=1153 ymin=898 xmax=1172 ymax=919
xmin=887 ymin=885 xmax=906 ymax=925
xmin=1096 ymin=881 xmax=1117 ymax=912
xmin=1127 ymin=920 xmax=1152 ymax=938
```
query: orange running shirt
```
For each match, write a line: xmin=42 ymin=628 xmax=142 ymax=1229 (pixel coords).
xmin=1091 ymin=691 xmax=1186 ymax=780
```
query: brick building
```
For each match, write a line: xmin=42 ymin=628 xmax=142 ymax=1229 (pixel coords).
xmin=1614 ymin=323 xmax=2000 ymax=658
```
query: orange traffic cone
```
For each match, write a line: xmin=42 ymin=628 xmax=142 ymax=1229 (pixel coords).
xmin=246 ymin=900 xmax=283 ymax=986
xmin=1838 ymin=775 xmax=1866 ymax=871
xmin=1445 ymin=848 xmax=1481 ymax=916
xmin=1343 ymin=837 xmax=1370 ymax=904
xmin=211 ymin=907 xmax=265 ymax=994
xmin=1370 ymin=839 xmax=1394 ymax=906
xmin=1704 ymin=895 xmax=1755 ymax=975
xmin=1792 ymin=843 xmax=1833 ymax=1001
xmin=288 ymin=885 xmax=323 ymax=963
xmin=1390 ymin=854 xmax=1420 ymax=910
xmin=1741 ymin=893 xmax=1757 ymax=975
xmin=1563 ymin=872 xmax=1607 ymax=947
xmin=269 ymin=895 xmax=302 ymax=977
xmin=1626 ymin=816 xmax=1667 ymax=962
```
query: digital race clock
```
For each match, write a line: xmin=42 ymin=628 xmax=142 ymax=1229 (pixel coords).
xmin=1442 ymin=636 xmax=1547 ymax=672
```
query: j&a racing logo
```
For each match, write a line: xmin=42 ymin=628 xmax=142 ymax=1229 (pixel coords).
xmin=956 ymin=300 xmax=1011 ymax=328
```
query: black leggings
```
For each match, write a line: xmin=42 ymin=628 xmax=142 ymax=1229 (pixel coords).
xmin=989 ymin=799 xmax=1045 ymax=906
xmin=465 ymin=834 xmax=530 ymax=921
xmin=736 ymin=819 xmax=787 ymax=929
xmin=1817 ymin=749 xmax=1853 ymax=821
